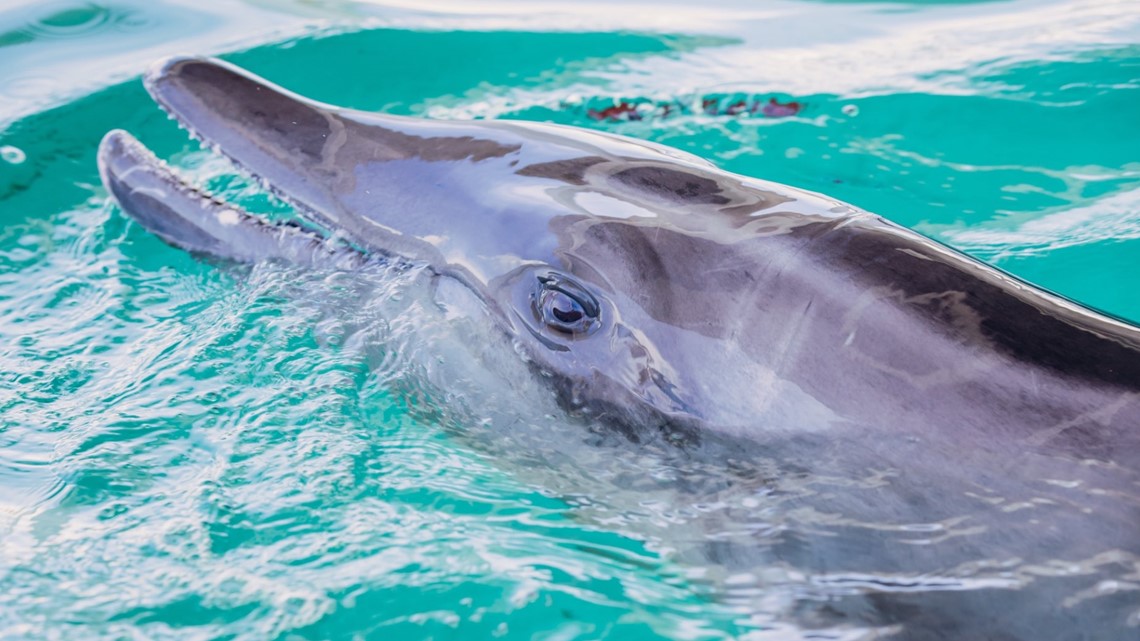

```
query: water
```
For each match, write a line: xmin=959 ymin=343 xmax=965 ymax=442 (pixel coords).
xmin=2 ymin=0 xmax=1139 ymax=639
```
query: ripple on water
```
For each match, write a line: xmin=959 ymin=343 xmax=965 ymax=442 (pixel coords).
xmin=26 ymin=3 xmax=113 ymax=39
xmin=0 ymin=2 xmax=111 ymax=52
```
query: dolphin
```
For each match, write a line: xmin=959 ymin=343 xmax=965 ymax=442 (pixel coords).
xmin=98 ymin=57 xmax=1139 ymax=639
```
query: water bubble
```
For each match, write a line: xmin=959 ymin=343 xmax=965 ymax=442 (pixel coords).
xmin=1 ymin=145 xmax=26 ymax=164
xmin=842 ymin=104 xmax=860 ymax=117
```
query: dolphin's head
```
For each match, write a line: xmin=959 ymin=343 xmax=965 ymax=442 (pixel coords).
xmin=100 ymin=56 xmax=861 ymax=443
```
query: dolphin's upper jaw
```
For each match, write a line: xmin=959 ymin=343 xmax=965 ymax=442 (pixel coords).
xmin=139 ymin=56 xmax=340 ymax=232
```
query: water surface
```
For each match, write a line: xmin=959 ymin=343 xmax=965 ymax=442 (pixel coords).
xmin=2 ymin=0 xmax=1139 ymax=639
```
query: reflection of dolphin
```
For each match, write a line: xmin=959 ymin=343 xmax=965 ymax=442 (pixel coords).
xmin=99 ymin=57 xmax=1139 ymax=638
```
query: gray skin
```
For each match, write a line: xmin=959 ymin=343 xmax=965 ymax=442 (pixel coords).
xmin=99 ymin=57 xmax=1139 ymax=640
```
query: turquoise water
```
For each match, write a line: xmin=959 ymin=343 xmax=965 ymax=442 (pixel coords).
xmin=2 ymin=0 xmax=1139 ymax=639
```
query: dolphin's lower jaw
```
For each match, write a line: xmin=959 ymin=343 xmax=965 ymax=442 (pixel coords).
xmin=98 ymin=130 xmax=364 ymax=269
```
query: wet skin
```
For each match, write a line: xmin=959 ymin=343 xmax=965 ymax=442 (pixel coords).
xmin=98 ymin=57 xmax=1139 ymax=640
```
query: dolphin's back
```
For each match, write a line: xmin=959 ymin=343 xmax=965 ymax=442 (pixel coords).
xmin=802 ymin=215 xmax=1140 ymax=452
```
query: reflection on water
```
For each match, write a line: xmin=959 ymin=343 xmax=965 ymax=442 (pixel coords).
xmin=1 ymin=0 xmax=1139 ymax=639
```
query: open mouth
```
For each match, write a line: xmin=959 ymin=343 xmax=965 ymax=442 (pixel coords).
xmin=98 ymin=56 xmax=365 ymax=267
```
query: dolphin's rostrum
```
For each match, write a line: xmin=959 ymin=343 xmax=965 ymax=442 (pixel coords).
xmin=98 ymin=56 xmax=1140 ymax=640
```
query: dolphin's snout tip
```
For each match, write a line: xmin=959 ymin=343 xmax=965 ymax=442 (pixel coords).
xmin=96 ymin=129 xmax=140 ymax=193
xmin=143 ymin=55 xmax=201 ymax=116
xmin=143 ymin=55 xmax=243 ymax=115
xmin=98 ymin=128 xmax=129 ymax=155
xmin=143 ymin=54 xmax=208 ymax=88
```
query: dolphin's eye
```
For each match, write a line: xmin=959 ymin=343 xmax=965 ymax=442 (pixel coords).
xmin=549 ymin=291 xmax=584 ymax=324
xmin=534 ymin=275 xmax=599 ymax=335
